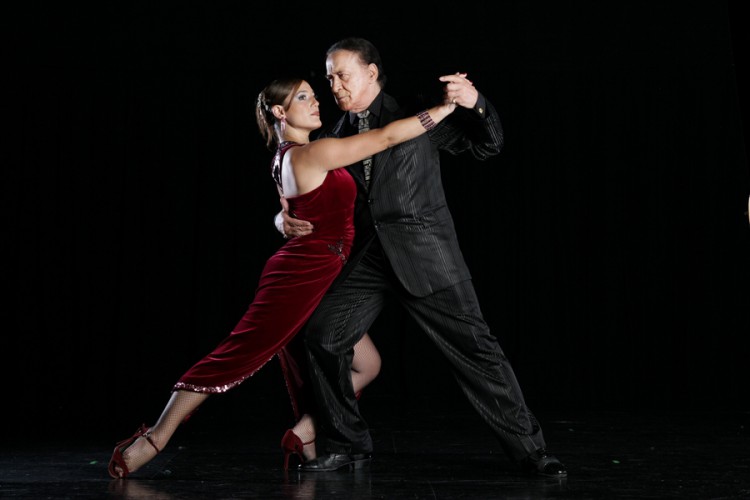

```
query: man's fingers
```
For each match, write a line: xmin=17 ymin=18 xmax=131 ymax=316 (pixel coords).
xmin=440 ymin=73 xmax=471 ymax=84
xmin=286 ymin=219 xmax=314 ymax=234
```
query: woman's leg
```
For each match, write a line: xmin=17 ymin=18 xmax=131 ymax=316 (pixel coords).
xmin=290 ymin=333 xmax=381 ymax=460
xmin=351 ymin=332 xmax=382 ymax=393
xmin=111 ymin=390 xmax=209 ymax=477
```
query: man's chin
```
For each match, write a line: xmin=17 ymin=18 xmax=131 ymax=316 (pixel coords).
xmin=335 ymin=99 xmax=352 ymax=111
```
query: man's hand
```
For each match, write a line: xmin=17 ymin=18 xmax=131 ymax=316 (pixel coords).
xmin=276 ymin=196 xmax=314 ymax=238
xmin=440 ymin=72 xmax=478 ymax=109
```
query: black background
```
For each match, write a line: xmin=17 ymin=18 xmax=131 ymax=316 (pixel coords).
xmin=4 ymin=1 xmax=749 ymax=435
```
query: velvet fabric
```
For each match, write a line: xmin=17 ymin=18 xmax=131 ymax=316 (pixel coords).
xmin=174 ymin=142 xmax=356 ymax=419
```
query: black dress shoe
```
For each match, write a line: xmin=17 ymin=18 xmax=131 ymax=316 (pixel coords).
xmin=298 ymin=452 xmax=373 ymax=472
xmin=520 ymin=448 xmax=567 ymax=478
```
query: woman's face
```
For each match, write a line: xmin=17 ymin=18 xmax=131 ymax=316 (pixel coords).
xmin=283 ymin=81 xmax=322 ymax=132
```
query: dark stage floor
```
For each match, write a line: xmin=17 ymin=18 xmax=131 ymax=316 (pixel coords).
xmin=2 ymin=397 xmax=748 ymax=499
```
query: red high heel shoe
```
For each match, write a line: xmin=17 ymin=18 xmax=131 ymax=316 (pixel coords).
xmin=108 ymin=424 xmax=161 ymax=479
xmin=281 ymin=429 xmax=314 ymax=471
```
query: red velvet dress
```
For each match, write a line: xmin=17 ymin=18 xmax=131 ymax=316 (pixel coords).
xmin=173 ymin=142 xmax=355 ymax=420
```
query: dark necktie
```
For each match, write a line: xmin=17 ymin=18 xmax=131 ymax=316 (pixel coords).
xmin=356 ymin=111 xmax=372 ymax=188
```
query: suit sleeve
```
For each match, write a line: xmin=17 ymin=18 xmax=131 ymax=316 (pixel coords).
xmin=429 ymin=93 xmax=504 ymax=160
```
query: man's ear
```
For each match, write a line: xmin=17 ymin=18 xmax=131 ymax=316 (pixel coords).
xmin=368 ymin=63 xmax=379 ymax=82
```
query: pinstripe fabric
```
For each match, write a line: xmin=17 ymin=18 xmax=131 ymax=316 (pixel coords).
xmin=305 ymin=92 xmax=545 ymax=462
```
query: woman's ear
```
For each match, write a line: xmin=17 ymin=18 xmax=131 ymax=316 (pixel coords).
xmin=272 ymin=105 xmax=285 ymax=121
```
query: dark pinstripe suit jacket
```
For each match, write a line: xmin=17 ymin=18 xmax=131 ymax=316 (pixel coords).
xmin=325 ymin=91 xmax=504 ymax=297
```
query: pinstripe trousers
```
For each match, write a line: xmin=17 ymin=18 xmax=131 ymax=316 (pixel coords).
xmin=303 ymin=240 xmax=546 ymax=462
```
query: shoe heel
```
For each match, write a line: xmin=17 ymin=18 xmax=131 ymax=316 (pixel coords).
xmin=281 ymin=429 xmax=315 ymax=471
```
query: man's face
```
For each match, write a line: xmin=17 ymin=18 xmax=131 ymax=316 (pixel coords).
xmin=325 ymin=49 xmax=378 ymax=113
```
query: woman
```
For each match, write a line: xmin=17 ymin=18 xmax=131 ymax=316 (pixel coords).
xmin=108 ymin=76 xmax=456 ymax=478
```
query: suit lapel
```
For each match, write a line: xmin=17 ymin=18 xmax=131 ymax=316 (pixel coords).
xmin=329 ymin=95 xmax=401 ymax=189
xmin=370 ymin=147 xmax=392 ymax=187
xmin=368 ymin=95 xmax=400 ymax=188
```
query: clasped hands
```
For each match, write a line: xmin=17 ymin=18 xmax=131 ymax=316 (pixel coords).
xmin=440 ymin=72 xmax=478 ymax=109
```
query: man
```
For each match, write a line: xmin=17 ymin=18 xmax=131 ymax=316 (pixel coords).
xmin=278 ymin=37 xmax=566 ymax=478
